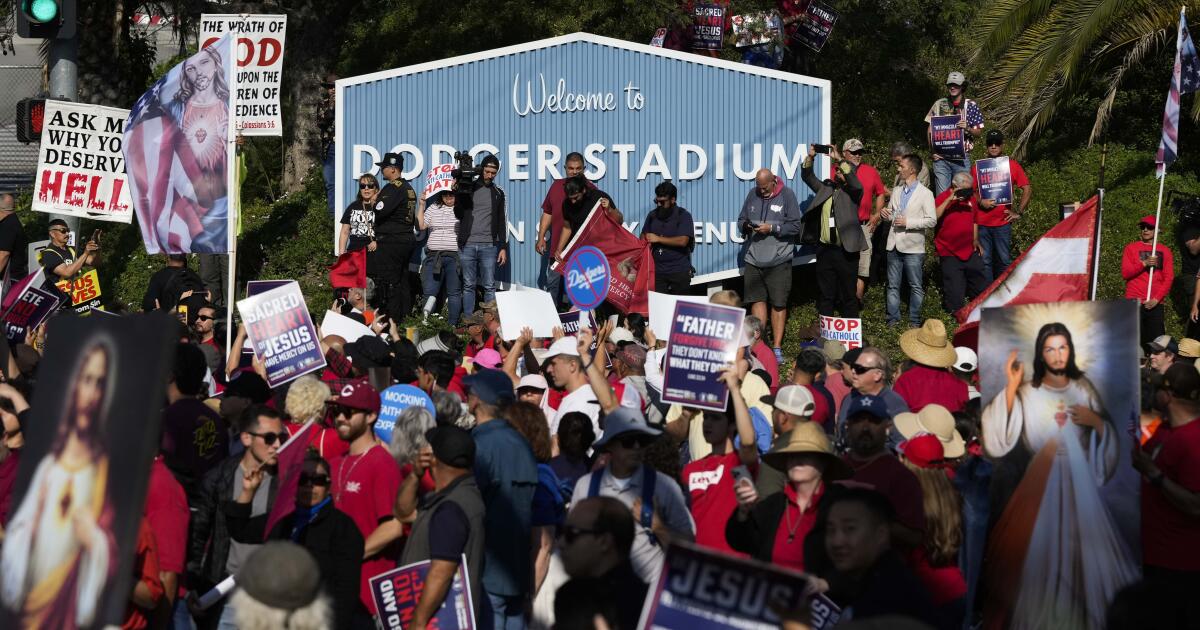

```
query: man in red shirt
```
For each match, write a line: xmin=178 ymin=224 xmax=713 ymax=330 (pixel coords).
xmin=834 ymin=139 xmax=888 ymax=301
xmin=934 ymin=172 xmax=987 ymax=312
xmin=681 ymin=369 xmax=758 ymax=555
xmin=1135 ymin=363 xmax=1200 ymax=606
xmin=536 ymin=152 xmax=592 ymax=308
xmin=327 ymin=379 xmax=403 ymax=622
xmin=971 ymin=129 xmax=1031 ymax=282
xmin=1123 ymin=214 xmax=1175 ymax=346
xmin=145 ymin=455 xmax=189 ymax=623
xmin=894 ymin=320 xmax=968 ymax=414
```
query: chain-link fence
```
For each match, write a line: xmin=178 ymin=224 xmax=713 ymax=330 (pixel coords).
xmin=0 ymin=65 xmax=43 ymax=191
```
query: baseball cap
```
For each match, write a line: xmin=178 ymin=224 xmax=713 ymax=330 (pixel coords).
xmin=985 ymin=129 xmax=1004 ymax=145
xmin=844 ymin=394 xmax=890 ymax=421
xmin=1163 ymin=362 xmax=1200 ymax=401
xmin=842 ymin=347 xmax=863 ymax=367
xmin=462 ymin=368 xmax=516 ymax=406
xmin=616 ymin=344 xmax=647 ymax=370
xmin=593 ymin=407 xmax=661 ymax=449
xmin=473 ymin=348 xmax=502 ymax=370
xmin=609 ymin=327 xmax=636 ymax=345
xmin=543 ymin=336 xmax=581 ymax=360
xmin=329 ymin=378 xmax=381 ymax=414
xmin=517 ymin=374 xmax=548 ymax=391
xmin=425 ymin=425 xmax=476 ymax=468
xmin=842 ymin=138 xmax=864 ymax=152
xmin=953 ymin=347 xmax=977 ymax=373
xmin=1139 ymin=215 xmax=1157 ymax=228
xmin=345 ymin=336 xmax=393 ymax=369
xmin=946 ymin=71 xmax=966 ymax=85
xmin=237 ymin=542 xmax=321 ymax=612
xmin=760 ymin=385 xmax=815 ymax=416
xmin=1146 ymin=334 xmax=1178 ymax=355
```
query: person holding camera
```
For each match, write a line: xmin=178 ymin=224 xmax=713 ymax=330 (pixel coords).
xmin=884 ymin=155 xmax=936 ymax=327
xmin=373 ymin=152 xmax=419 ymax=319
xmin=797 ymin=145 xmax=867 ymax=325
xmin=417 ymin=188 xmax=463 ymax=325
xmin=454 ymin=155 xmax=508 ymax=316
xmin=971 ymin=129 xmax=1031 ymax=282
xmin=934 ymin=171 xmax=987 ymax=312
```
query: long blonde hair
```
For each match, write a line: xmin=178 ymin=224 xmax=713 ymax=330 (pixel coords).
xmin=902 ymin=460 xmax=963 ymax=566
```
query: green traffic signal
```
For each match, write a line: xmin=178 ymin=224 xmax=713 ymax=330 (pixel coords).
xmin=26 ymin=0 xmax=60 ymax=24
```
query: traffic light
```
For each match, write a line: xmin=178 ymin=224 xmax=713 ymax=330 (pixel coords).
xmin=15 ymin=0 xmax=76 ymax=40
xmin=16 ymin=98 xmax=46 ymax=144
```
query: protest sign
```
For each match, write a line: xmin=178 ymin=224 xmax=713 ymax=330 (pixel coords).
xmin=637 ymin=541 xmax=822 ymax=630
xmin=564 ymin=246 xmax=610 ymax=311
xmin=237 ymin=282 xmax=325 ymax=388
xmin=55 ymin=268 xmax=103 ymax=314
xmin=559 ymin=310 xmax=610 ymax=367
xmin=1 ymin=268 xmax=59 ymax=342
xmin=495 ymin=287 xmax=561 ymax=340
xmin=649 ymin=27 xmax=668 ymax=47
xmin=691 ymin=3 xmax=726 ymax=50
xmin=320 ymin=309 xmax=375 ymax=344
xmin=818 ymin=315 xmax=862 ymax=350
xmin=731 ymin=12 xmax=782 ymax=48
xmin=552 ymin=203 xmax=655 ymax=314
xmin=648 ymin=291 xmax=709 ymax=341
xmin=662 ymin=301 xmax=743 ymax=411
xmin=33 ymin=101 xmax=133 ymax=224
xmin=976 ymin=301 xmax=1140 ymax=627
xmin=421 ymin=163 xmax=455 ymax=199
xmin=376 ymin=385 xmax=435 ymax=444
xmin=370 ymin=556 xmax=476 ymax=630
xmin=930 ymin=114 xmax=966 ymax=159
xmin=0 ymin=314 xmax=176 ymax=629
xmin=791 ymin=0 xmax=839 ymax=52
xmin=975 ymin=157 xmax=1013 ymax=205
xmin=200 ymin=14 xmax=287 ymax=135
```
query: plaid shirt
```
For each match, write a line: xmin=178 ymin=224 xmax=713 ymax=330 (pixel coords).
xmin=324 ymin=348 xmax=354 ymax=379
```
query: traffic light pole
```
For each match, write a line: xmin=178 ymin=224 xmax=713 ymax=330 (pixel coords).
xmin=47 ymin=34 xmax=80 ymax=239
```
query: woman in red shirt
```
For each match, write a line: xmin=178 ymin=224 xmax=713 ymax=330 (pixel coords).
xmin=725 ymin=422 xmax=852 ymax=570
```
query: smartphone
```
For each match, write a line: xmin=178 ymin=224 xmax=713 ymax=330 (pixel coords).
xmin=732 ymin=465 xmax=753 ymax=488
xmin=954 ymin=188 xmax=973 ymax=200
xmin=91 ymin=229 xmax=102 ymax=244
xmin=813 ymin=144 xmax=832 ymax=154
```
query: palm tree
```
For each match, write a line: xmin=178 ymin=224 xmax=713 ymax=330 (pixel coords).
xmin=971 ymin=0 xmax=1199 ymax=157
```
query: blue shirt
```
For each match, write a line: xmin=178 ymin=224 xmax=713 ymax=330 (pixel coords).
xmin=641 ymin=205 xmax=695 ymax=274
xmin=899 ymin=182 xmax=917 ymax=211
xmin=472 ymin=418 xmax=539 ymax=597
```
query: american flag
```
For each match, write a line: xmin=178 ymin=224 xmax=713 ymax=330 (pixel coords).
xmin=123 ymin=35 xmax=235 ymax=254
xmin=1157 ymin=9 xmax=1200 ymax=178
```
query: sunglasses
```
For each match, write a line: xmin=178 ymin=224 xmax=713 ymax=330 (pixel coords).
xmin=249 ymin=431 xmax=290 ymax=446
xmin=195 ymin=315 xmax=214 ymax=322
xmin=560 ymin=525 xmax=599 ymax=545
xmin=654 ymin=197 xmax=670 ymax=205
xmin=1139 ymin=224 xmax=1155 ymax=230
xmin=986 ymin=142 xmax=1004 ymax=147
xmin=50 ymin=228 xmax=68 ymax=233
xmin=359 ymin=183 xmax=377 ymax=190
xmin=617 ymin=434 xmax=654 ymax=449
xmin=850 ymin=363 xmax=881 ymax=375
xmin=298 ymin=473 xmax=331 ymax=487
xmin=848 ymin=149 xmax=864 ymax=155
xmin=327 ymin=403 xmax=356 ymax=418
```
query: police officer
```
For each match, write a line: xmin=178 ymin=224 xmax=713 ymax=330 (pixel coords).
xmin=372 ymin=152 xmax=418 ymax=318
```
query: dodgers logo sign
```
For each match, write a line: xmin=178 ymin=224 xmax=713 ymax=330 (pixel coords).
xmin=564 ymin=246 xmax=610 ymax=310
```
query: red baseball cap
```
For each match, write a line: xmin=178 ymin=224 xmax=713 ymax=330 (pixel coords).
xmin=898 ymin=433 xmax=946 ymax=469
xmin=1139 ymin=215 xmax=1157 ymax=228
xmin=329 ymin=378 xmax=381 ymax=414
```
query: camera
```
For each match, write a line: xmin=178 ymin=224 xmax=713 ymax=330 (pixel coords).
xmin=813 ymin=144 xmax=832 ymax=154
xmin=955 ymin=187 xmax=974 ymax=200
xmin=450 ymin=150 xmax=477 ymax=190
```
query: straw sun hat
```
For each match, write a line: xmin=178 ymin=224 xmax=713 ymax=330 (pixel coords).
xmin=762 ymin=422 xmax=853 ymax=480
xmin=899 ymin=319 xmax=958 ymax=369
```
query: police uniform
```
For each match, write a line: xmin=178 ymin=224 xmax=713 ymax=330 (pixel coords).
xmin=371 ymin=152 xmax=418 ymax=317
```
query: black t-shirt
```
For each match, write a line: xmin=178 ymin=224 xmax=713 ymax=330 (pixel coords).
xmin=562 ymin=189 xmax=614 ymax=236
xmin=1178 ymin=225 xmax=1200 ymax=278
xmin=341 ymin=201 xmax=376 ymax=250
xmin=428 ymin=501 xmax=470 ymax=562
xmin=0 ymin=213 xmax=28 ymax=280
xmin=39 ymin=244 xmax=75 ymax=278
xmin=374 ymin=179 xmax=417 ymax=239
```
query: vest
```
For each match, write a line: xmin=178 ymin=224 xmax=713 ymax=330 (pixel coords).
xmin=588 ymin=464 xmax=658 ymax=546
xmin=401 ymin=474 xmax=486 ymax=612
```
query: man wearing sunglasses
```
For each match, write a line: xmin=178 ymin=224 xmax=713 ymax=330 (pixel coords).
xmin=1125 ymin=214 xmax=1175 ymax=345
xmin=641 ymin=181 xmax=696 ymax=295
xmin=188 ymin=405 xmax=284 ymax=626
xmin=570 ymin=408 xmax=695 ymax=585
xmin=835 ymin=348 xmax=910 ymax=446
xmin=971 ymin=129 xmax=1032 ymax=282
xmin=41 ymin=218 xmax=99 ymax=283
xmin=836 ymin=140 xmax=888 ymax=302
xmin=925 ymin=71 xmax=984 ymax=196
xmin=556 ymin=496 xmax=647 ymax=630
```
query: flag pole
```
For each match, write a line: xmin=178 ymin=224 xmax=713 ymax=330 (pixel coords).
xmin=1146 ymin=170 xmax=1167 ymax=301
xmin=1091 ymin=142 xmax=1107 ymax=300
xmin=225 ymin=35 xmax=239 ymax=358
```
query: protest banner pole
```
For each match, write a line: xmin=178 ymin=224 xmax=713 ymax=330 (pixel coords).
xmin=1090 ymin=142 xmax=1108 ymax=300
xmin=1146 ymin=169 xmax=1167 ymax=301
xmin=225 ymin=38 xmax=240 ymax=358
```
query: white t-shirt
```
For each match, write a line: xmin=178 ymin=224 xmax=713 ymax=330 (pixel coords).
xmin=550 ymin=386 xmax=600 ymax=438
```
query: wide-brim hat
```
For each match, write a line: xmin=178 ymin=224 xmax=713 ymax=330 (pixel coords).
xmin=593 ymin=407 xmax=661 ymax=449
xmin=762 ymin=422 xmax=852 ymax=480
xmin=1179 ymin=337 xmax=1200 ymax=359
xmin=375 ymin=152 xmax=404 ymax=168
xmin=899 ymin=319 xmax=957 ymax=369
xmin=893 ymin=404 xmax=965 ymax=458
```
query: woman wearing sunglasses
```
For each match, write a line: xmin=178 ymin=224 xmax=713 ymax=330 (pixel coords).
xmin=226 ymin=450 xmax=365 ymax=630
xmin=338 ymin=174 xmax=381 ymax=256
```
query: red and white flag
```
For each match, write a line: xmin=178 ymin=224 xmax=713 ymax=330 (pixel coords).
xmin=953 ymin=195 xmax=1099 ymax=347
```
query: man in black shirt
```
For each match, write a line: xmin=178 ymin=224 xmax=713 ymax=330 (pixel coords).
xmin=41 ymin=218 xmax=98 ymax=282
xmin=1177 ymin=220 xmax=1200 ymax=337
xmin=557 ymin=496 xmax=648 ymax=630
xmin=0 ymin=193 xmax=28 ymax=282
xmin=372 ymin=152 xmax=418 ymax=318
xmin=553 ymin=176 xmax=616 ymax=262
xmin=641 ymin=181 xmax=695 ymax=294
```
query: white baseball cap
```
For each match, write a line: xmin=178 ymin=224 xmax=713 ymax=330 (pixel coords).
xmin=953 ymin=347 xmax=977 ymax=373
xmin=518 ymin=374 xmax=548 ymax=391
xmin=609 ymin=327 xmax=636 ymax=345
xmin=761 ymin=385 xmax=814 ymax=417
xmin=542 ymin=336 xmax=580 ymax=360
